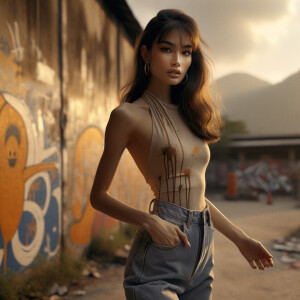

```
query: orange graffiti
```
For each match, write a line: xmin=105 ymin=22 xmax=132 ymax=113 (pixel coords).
xmin=93 ymin=211 xmax=118 ymax=233
xmin=69 ymin=126 xmax=116 ymax=245
xmin=50 ymin=168 xmax=57 ymax=183
xmin=25 ymin=217 xmax=37 ymax=246
xmin=0 ymin=94 xmax=55 ymax=274
xmin=28 ymin=180 xmax=42 ymax=202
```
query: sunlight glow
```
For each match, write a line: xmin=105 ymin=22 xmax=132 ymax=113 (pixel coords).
xmin=249 ymin=16 xmax=290 ymax=45
xmin=249 ymin=0 xmax=298 ymax=45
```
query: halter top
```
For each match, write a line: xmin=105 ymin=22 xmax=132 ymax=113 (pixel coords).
xmin=142 ymin=90 xmax=210 ymax=209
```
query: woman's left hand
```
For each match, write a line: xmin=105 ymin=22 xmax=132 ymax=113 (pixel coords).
xmin=236 ymin=235 xmax=274 ymax=270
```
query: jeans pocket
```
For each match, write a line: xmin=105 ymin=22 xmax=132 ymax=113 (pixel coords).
xmin=149 ymin=217 xmax=186 ymax=250
xmin=124 ymin=230 xmax=144 ymax=278
xmin=150 ymin=238 xmax=182 ymax=250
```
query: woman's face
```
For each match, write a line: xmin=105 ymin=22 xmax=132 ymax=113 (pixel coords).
xmin=146 ymin=29 xmax=192 ymax=85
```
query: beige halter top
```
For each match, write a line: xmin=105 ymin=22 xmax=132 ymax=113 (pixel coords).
xmin=142 ymin=90 xmax=210 ymax=209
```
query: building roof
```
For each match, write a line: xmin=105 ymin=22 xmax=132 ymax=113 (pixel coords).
xmin=100 ymin=0 xmax=142 ymax=46
xmin=230 ymin=133 xmax=300 ymax=148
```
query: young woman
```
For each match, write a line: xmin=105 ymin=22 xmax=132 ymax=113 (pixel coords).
xmin=90 ymin=9 xmax=274 ymax=299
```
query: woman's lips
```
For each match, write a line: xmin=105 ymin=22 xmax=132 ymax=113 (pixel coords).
xmin=168 ymin=68 xmax=181 ymax=74
xmin=167 ymin=71 xmax=181 ymax=78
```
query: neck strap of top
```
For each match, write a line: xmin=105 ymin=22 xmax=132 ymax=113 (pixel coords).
xmin=143 ymin=90 xmax=178 ymax=110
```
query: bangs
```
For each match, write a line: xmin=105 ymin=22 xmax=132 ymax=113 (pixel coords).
xmin=156 ymin=21 xmax=199 ymax=51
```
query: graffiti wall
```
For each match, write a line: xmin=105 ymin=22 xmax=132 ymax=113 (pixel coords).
xmin=62 ymin=0 xmax=152 ymax=253
xmin=0 ymin=0 xmax=153 ymax=275
xmin=206 ymin=159 xmax=296 ymax=195
xmin=0 ymin=1 xmax=61 ymax=274
xmin=62 ymin=1 xmax=120 ymax=251
xmin=236 ymin=160 xmax=293 ymax=194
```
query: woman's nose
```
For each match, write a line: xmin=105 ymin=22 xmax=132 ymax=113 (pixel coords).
xmin=171 ymin=52 xmax=180 ymax=66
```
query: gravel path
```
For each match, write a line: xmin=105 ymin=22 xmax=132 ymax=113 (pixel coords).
xmin=212 ymin=195 xmax=300 ymax=300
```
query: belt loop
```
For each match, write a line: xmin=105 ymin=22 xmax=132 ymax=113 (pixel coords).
xmin=186 ymin=211 xmax=193 ymax=229
xmin=206 ymin=210 xmax=211 ymax=226
xmin=149 ymin=198 xmax=155 ymax=214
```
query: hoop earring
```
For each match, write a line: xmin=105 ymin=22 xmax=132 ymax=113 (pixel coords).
xmin=182 ymin=73 xmax=189 ymax=84
xmin=144 ymin=61 xmax=150 ymax=76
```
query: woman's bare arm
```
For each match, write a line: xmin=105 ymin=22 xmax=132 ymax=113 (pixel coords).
xmin=205 ymin=198 xmax=274 ymax=270
xmin=90 ymin=105 xmax=151 ymax=227
xmin=205 ymin=198 xmax=246 ymax=244
xmin=90 ymin=105 xmax=190 ymax=247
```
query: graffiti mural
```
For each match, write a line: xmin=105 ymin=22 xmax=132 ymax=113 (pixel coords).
xmin=0 ymin=93 xmax=61 ymax=274
xmin=236 ymin=160 xmax=292 ymax=193
xmin=0 ymin=0 xmax=146 ymax=274
xmin=69 ymin=126 xmax=118 ymax=246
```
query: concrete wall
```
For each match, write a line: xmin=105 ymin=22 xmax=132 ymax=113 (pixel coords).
xmin=0 ymin=0 xmax=61 ymax=275
xmin=0 ymin=0 xmax=152 ymax=275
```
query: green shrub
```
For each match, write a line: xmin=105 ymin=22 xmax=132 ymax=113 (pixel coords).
xmin=88 ymin=224 xmax=138 ymax=263
xmin=0 ymin=251 xmax=87 ymax=300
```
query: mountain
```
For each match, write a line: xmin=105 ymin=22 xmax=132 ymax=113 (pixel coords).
xmin=216 ymin=73 xmax=271 ymax=101
xmin=216 ymin=71 xmax=300 ymax=135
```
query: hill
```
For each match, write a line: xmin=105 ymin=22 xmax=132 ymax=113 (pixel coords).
xmin=216 ymin=72 xmax=271 ymax=101
xmin=217 ymin=71 xmax=300 ymax=135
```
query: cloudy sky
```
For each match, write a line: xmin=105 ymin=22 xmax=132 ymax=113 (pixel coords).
xmin=126 ymin=0 xmax=300 ymax=84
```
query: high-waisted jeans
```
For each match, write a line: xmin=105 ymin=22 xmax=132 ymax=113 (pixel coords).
xmin=123 ymin=198 xmax=215 ymax=299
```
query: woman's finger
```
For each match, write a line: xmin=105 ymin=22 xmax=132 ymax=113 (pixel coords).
xmin=248 ymin=260 xmax=257 ymax=269
xmin=176 ymin=227 xmax=191 ymax=247
xmin=255 ymin=259 xmax=264 ymax=270
xmin=261 ymin=258 xmax=269 ymax=268
xmin=260 ymin=244 xmax=274 ymax=258
xmin=266 ymin=257 xmax=274 ymax=267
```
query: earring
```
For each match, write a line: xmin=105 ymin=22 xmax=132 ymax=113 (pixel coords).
xmin=182 ymin=73 xmax=189 ymax=84
xmin=144 ymin=61 xmax=150 ymax=76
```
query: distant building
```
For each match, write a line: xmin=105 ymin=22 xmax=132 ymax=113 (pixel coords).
xmin=225 ymin=134 xmax=300 ymax=196
xmin=230 ymin=134 xmax=300 ymax=163
xmin=206 ymin=133 xmax=300 ymax=193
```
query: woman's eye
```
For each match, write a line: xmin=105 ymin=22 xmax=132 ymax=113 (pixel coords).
xmin=161 ymin=47 xmax=171 ymax=52
xmin=183 ymin=51 xmax=191 ymax=56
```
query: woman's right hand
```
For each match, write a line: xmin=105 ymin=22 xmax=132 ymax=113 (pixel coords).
xmin=146 ymin=214 xmax=191 ymax=247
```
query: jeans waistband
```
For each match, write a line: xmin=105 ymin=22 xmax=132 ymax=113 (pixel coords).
xmin=149 ymin=198 xmax=212 ymax=228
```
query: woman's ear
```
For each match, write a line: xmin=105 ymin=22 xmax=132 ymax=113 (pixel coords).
xmin=141 ymin=45 xmax=150 ymax=62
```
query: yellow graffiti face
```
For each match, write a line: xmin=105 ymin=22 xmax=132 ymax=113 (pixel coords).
xmin=0 ymin=100 xmax=27 ymax=171
xmin=6 ymin=135 xmax=19 ymax=168
xmin=0 ymin=94 xmax=57 ymax=274
xmin=0 ymin=95 xmax=28 ymax=274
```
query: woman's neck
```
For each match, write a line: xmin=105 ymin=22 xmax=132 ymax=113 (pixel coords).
xmin=146 ymin=78 xmax=171 ymax=104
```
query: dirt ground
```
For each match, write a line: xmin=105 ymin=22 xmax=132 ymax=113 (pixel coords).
xmin=68 ymin=195 xmax=300 ymax=300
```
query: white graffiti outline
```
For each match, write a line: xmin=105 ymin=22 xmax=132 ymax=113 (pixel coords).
xmin=4 ymin=93 xmax=58 ymax=166
xmin=44 ymin=188 xmax=61 ymax=258
xmin=236 ymin=161 xmax=292 ymax=193
xmin=31 ymin=39 xmax=42 ymax=60
xmin=11 ymin=172 xmax=50 ymax=266
xmin=11 ymin=201 xmax=44 ymax=266
xmin=7 ymin=21 xmax=24 ymax=63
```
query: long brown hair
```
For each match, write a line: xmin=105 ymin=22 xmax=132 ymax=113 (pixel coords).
xmin=121 ymin=9 xmax=223 ymax=143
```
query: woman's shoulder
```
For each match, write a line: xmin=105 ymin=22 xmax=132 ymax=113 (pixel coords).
xmin=120 ymin=96 xmax=149 ymax=110
xmin=111 ymin=97 xmax=150 ymax=126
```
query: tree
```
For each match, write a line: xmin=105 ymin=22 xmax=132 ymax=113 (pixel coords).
xmin=210 ymin=115 xmax=248 ymax=161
